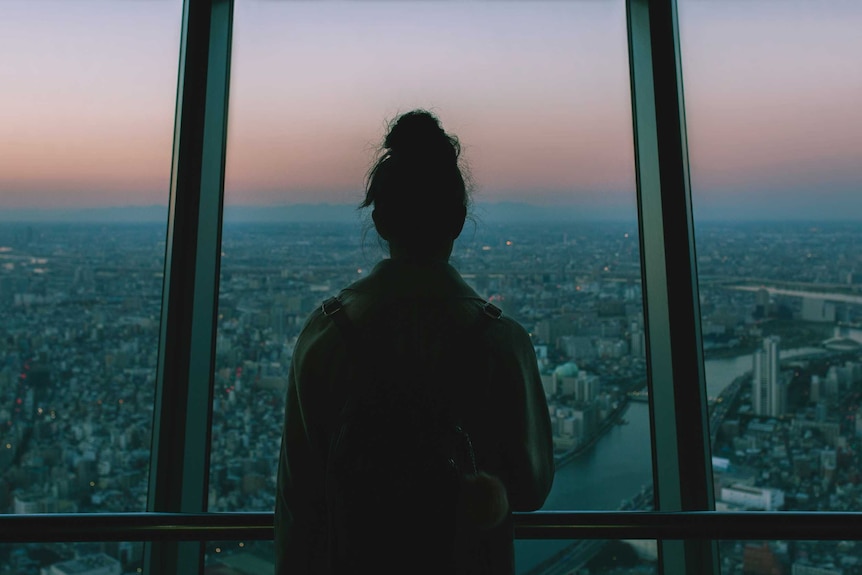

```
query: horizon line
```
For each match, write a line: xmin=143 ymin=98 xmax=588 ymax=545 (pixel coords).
xmin=1 ymin=202 xmax=861 ymax=224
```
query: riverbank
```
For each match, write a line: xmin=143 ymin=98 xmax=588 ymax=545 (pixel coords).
xmin=553 ymin=398 xmax=631 ymax=469
xmin=703 ymin=320 xmax=834 ymax=360
xmin=516 ymin=402 xmax=653 ymax=574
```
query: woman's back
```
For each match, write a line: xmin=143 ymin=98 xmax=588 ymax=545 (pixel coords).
xmin=275 ymin=110 xmax=554 ymax=574
xmin=277 ymin=259 xmax=553 ymax=574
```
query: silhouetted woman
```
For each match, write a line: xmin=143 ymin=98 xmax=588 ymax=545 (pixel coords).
xmin=275 ymin=110 xmax=554 ymax=574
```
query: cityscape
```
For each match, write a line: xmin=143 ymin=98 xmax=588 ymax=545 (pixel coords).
xmin=1 ymin=217 xmax=861 ymax=574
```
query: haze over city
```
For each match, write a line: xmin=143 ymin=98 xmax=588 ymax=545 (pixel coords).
xmin=1 ymin=1 xmax=860 ymax=220
xmin=2 ymin=3 xmax=862 ymax=573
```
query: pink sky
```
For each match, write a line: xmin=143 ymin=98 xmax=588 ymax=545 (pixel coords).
xmin=1 ymin=1 xmax=860 ymax=218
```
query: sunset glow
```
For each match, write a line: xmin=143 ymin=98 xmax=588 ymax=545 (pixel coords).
xmin=1 ymin=1 xmax=860 ymax=218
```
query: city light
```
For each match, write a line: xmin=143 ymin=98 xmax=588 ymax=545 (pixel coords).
xmin=0 ymin=0 xmax=859 ymax=571
xmin=3 ymin=192 xmax=862 ymax=574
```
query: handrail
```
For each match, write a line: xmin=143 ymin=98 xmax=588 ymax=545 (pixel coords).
xmin=2 ymin=511 xmax=862 ymax=543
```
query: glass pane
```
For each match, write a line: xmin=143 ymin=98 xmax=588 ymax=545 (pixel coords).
xmin=719 ymin=540 xmax=862 ymax=575
xmin=0 ymin=1 xmax=182 ymax=514
xmin=517 ymin=539 xmax=657 ymax=575
xmin=204 ymin=541 xmax=274 ymax=574
xmin=680 ymin=0 xmax=862 ymax=518
xmin=205 ymin=539 xmax=659 ymax=575
xmin=0 ymin=541 xmax=144 ymax=575
xmin=217 ymin=0 xmax=650 ymax=569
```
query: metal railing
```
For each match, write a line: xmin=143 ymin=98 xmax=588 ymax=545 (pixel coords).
xmin=2 ymin=511 xmax=862 ymax=543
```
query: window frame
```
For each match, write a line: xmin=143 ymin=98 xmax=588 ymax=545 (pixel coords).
xmin=146 ymin=0 xmax=233 ymax=572
xmin=91 ymin=0 xmax=721 ymax=572
xmin=627 ymin=0 xmax=717 ymax=573
xmin=7 ymin=1 xmax=852 ymax=575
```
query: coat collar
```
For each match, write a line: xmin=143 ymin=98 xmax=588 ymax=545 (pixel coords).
xmin=345 ymin=258 xmax=481 ymax=300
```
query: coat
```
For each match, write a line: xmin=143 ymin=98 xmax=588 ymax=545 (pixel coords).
xmin=275 ymin=258 xmax=554 ymax=574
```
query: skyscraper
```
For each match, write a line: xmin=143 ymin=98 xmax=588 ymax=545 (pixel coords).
xmin=752 ymin=336 xmax=783 ymax=417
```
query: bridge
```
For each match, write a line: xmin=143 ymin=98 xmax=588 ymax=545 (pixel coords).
xmin=525 ymin=486 xmax=654 ymax=575
xmin=730 ymin=284 xmax=862 ymax=306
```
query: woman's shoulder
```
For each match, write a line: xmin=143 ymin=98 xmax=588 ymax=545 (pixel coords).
xmin=486 ymin=314 xmax=535 ymax=355
xmin=453 ymin=299 xmax=535 ymax=356
xmin=293 ymin=303 xmax=342 ymax=361
xmin=292 ymin=290 xmax=377 ymax=356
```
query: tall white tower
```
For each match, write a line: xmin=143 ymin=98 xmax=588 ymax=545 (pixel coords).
xmin=752 ymin=336 xmax=782 ymax=417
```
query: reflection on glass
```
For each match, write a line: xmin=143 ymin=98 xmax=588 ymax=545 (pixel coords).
xmin=719 ymin=540 xmax=862 ymax=575
xmin=0 ymin=541 xmax=144 ymax=575
xmin=0 ymin=0 xmax=180 ymax=523
xmin=204 ymin=541 xmax=274 ymax=574
xmin=680 ymin=0 xmax=862 ymax=523
xmin=516 ymin=539 xmax=657 ymax=575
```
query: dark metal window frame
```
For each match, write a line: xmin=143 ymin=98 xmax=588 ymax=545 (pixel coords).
xmin=146 ymin=0 xmax=233 ymax=572
xmin=628 ymin=0 xmax=718 ymax=573
xmin=4 ymin=511 xmax=862 ymax=544
xmin=0 ymin=1 xmax=851 ymax=574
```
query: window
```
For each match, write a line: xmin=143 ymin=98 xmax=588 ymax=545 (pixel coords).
xmin=680 ymin=0 xmax=862 ymax=569
xmin=681 ymin=0 xmax=862 ymax=511
xmin=0 ymin=1 xmax=181 ymax=571
xmin=6 ymin=1 xmax=859 ymax=575
xmin=217 ymin=2 xmax=653 ymax=571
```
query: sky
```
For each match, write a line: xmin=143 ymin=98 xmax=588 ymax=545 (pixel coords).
xmin=0 ymin=0 xmax=860 ymax=220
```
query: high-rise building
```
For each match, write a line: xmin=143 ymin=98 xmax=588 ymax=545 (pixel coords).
xmin=754 ymin=288 xmax=770 ymax=318
xmin=792 ymin=562 xmax=844 ymax=575
xmin=821 ymin=449 xmax=838 ymax=483
xmin=810 ymin=375 xmax=821 ymax=403
xmin=742 ymin=542 xmax=785 ymax=575
xmin=752 ymin=336 xmax=784 ymax=417
xmin=47 ymin=554 xmax=121 ymax=575
xmin=801 ymin=297 xmax=837 ymax=323
xmin=719 ymin=484 xmax=785 ymax=511
xmin=630 ymin=326 xmax=646 ymax=358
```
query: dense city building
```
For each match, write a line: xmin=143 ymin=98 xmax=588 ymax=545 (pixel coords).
xmin=2 ymin=0 xmax=860 ymax=574
xmin=2 ymin=220 xmax=862 ymax=573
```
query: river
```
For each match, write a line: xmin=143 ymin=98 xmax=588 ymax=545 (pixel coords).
xmin=704 ymin=346 xmax=825 ymax=398
xmin=514 ymin=401 xmax=653 ymax=573
xmin=515 ymin=347 xmax=825 ymax=573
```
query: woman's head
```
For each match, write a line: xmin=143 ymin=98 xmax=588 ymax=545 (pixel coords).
xmin=362 ymin=110 xmax=469 ymax=260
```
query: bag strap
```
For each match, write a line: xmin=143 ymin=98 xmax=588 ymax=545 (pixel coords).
xmin=321 ymin=295 xmax=376 ymax=411
xmin=322 ymin=294 xmax=502 ymax=348
xmin=321 ymin=296 xmax=354 ymax=338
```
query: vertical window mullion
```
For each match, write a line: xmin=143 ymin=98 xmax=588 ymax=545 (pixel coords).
xmin=626 ymin=0 xmax=717 ymax=574
xmin=146 ymin=0 xmax=233 ymax=573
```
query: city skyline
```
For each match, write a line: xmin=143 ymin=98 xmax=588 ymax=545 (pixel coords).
xmin=3 ymin=218 xmax=862 ymax=573
xmin=1 ymin=1 xmax=860 ymax=220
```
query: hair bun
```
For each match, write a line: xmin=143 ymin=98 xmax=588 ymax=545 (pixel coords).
xmin=361 ymin=109 xmax=469 ymax=251
xmin=384 ymin=110 xmax=457 ymax=160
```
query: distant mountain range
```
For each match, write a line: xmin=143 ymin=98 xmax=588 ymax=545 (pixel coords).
xmin=0 ymin=202 xmax=636 ymax=223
